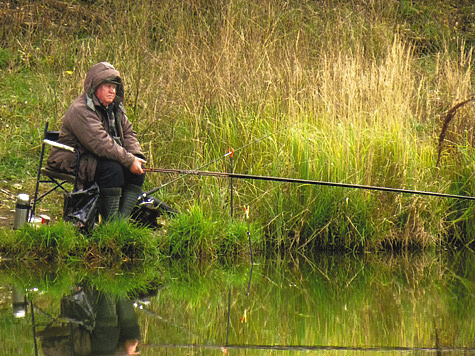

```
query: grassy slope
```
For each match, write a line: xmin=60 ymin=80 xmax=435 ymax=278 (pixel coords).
xmin=1 ymin=0 xmax=475 ymax=252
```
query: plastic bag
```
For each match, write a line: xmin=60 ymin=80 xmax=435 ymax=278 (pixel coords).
xmin=63 ymin=183 xmax=99 ymax=229
xmin=60 ymin=289 xmax=96 ymax=332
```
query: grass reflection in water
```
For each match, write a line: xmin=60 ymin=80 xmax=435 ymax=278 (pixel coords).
xmin=1 ymin=251 xmax=475 ymax=355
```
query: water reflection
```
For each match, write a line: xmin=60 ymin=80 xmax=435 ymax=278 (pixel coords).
xmin=1 ymin=250 xmax=475 ymax=355
xmin=38 ymin=287 xmax=144 ymax=355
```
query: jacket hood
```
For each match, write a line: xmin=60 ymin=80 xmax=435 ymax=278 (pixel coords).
xmin=84 ymin=62 xmax=124 ymax=103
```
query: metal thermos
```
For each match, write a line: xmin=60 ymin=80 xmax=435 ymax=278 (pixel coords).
xmin=13 ymin=193 xmax=30 ymax=230
xmin=12 ymin=287 xmax=27 ymax=318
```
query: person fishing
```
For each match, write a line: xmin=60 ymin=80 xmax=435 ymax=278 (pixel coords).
xmin=47 ymin=62 xmax=146 ymax=221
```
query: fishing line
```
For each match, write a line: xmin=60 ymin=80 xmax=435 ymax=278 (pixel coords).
xmin=139 ymin=305 xmax=197 ymax=338
xmin=145 ymin=120 xmax=298 ymax=195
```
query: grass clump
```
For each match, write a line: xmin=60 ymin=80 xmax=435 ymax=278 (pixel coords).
xmin=0 ymin=220 xmax=82 ymax=261
xmin=89 ymin=220 xmax=162 ymax=262
xmin=167 ymin=204 xmax=262 ymax=259
xmin=0 ymin=220 xmax=162 ymax=264
xmin=0 ymin=213 xmax=263 ymax=263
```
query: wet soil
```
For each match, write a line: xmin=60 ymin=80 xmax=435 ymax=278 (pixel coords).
xmin=0 ymin=184 xmax=61 ymax=229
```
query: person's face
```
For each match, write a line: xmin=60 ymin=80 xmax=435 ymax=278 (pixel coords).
xmin=95 ymin=82 xmax=117 ymax=106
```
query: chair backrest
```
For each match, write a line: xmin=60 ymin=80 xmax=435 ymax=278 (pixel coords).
xmin=31 ymin=122 xmax=78 ymax=219
xmin=44 ymin=130 xmax=60 ymax=142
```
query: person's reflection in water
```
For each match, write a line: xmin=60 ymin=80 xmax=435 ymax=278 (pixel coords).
xmin=89 ymin=290 xmax=140 ymax=355
xmin=39 ymin=287 xmax=141 ymax=356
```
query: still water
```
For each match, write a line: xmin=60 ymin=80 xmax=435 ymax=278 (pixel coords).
xmin=1 ymin=250 xmax=475 ymax=355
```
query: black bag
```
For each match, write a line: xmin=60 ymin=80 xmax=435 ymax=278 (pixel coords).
xmin=60 ymin=289 xmax=96 ymax=332
xmin=131 ymin=195 xmax=179 ymax=228
xmin=63 ymin=183 xmax=99 ymax=229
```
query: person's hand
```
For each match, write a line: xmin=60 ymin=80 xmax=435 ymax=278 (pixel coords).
xmin=130 ymin=157 xmax=146 ymax=175
xmin=124 ymin=339 xmax=140 ymax=354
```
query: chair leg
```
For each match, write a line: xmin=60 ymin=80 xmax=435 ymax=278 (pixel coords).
xmin=31 ymin=146 xmax=48 ymax=219
xmin=31 ymin=122 xmax=50 ymax=219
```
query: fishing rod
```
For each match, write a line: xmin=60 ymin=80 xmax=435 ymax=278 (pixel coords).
xmin=139 ymin=343 xmax=475 ymax=353
xmin=144 ymin=167 xmax=475 ymax=201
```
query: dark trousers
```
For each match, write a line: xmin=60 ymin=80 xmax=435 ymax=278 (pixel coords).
xmin=94 ymin=158 xmax=146 ymax=189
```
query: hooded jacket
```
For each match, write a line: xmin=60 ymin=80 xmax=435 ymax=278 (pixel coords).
xmin=47 ymin=62 xmax=144 ymax=188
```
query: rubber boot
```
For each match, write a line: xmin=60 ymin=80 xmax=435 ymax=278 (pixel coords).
xmin=119 ymin=184 xmax=143 ymax=219
xmin=99 ymin=187 xmax=121 ymax=222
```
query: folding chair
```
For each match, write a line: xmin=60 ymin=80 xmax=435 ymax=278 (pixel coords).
xmin=31 ymin=122 xmax=80 ymax=219
xmin=29 ymin=295 xmax=79 ymax=356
